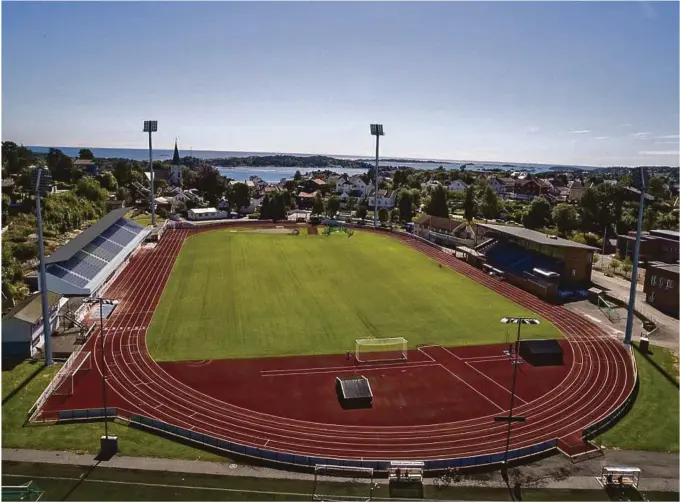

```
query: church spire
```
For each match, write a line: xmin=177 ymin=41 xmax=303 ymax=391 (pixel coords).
xmin=172 ymin=139 xmax=181 ymax=165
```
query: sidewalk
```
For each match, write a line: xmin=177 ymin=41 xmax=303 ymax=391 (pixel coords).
xmin=3 ymin=447 xmax=678 ymax=493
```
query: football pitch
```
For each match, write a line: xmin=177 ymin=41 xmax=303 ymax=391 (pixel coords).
xmin=146 ymin=229 xmax=561 ymax=362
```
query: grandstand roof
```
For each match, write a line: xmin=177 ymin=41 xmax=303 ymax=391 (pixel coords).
xmin=3 ymin=291 xmax=61 ymax=324
xmin=45 ymin=207 xmax=131 ymax=265
xmin=478 ymin=223 xmax=598 ymax=251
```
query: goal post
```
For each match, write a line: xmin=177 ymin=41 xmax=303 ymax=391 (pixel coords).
xmin=355 ymin=337 xmax=407 ymax=364
xmin=53 ymin=351 xmax=92 ymax=396
xmin=312 ymin=464 xmax=375 ymax=501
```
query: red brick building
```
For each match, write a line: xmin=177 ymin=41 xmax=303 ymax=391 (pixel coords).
xmin=617 ymin=229 xmax=680 ymax=264
xmin=643 ymin=262 xmax=679 ymax=317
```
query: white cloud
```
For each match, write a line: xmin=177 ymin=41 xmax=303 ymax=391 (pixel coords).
xmin=594 ymin=136 xmax=610 ymax=140
xmin=619 ymin=123 xmax=632 ymax=128
xmin=525 ymin=126 xmax=540 ymax=134
xmin=630 ymin=132 xmax=652 ymax=139
xmin=655 ymin=140 xmax=679 ymax=145
xmin=567 ymin=129 xmax=591 ymax=134
xmin=638 ymin=150 xmax=680 ymax=156
xmin=654 ymin=134 xmax=680 ymax=140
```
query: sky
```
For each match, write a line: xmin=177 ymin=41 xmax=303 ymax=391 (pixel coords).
xmin=2 ymin=1 xmax=679 ymax=167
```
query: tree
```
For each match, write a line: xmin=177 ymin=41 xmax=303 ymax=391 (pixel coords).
xmin=347 ymin=196 xmax=357 ymax=212
xmin=75 ymin=178 xmax=109 ymax=208
xmin=2 ymin=141 xmax=35 ymax=177
xmin=114 ymin=160 xmax=135 ymax=186
xmin=622 ymin=258 xmax=633 ymax=278
xmin=425 ymin=185 xmax=449 ymax=218
xmin=116 ymin=187 xmax=132 ymax=205
xmin=98 ymin=171 xmax=118 ymax=192
xmin=357 ymin=203 xmax=368 ymax=220
xmin=78 ymin=148 xmax=95 ymax=160
xmin=378 ymin=208 xmax=389 ymax=223
xmin=260 ymin=195 xmax=271 ymax=219
xmin=195 ymin=166 xmax=226 ymax=206
xmin=294 ymin=170 xmax=302 ymax=181
xmin=479 ymin=186 xmax=499 ymax=220
xmin=312 ymin=192 xmax=325 ymax=216
xmin=2 ymin=193 xmax=10 ymax=223
xmin=231 ymin=182 xmax=251 ymax=211
xmin=551 ymin=203 xmax=579 ymax=236
xmin=463 ymin=186 xmax=476 ymax=222
xmin=390 ymin=207 xmax=400 ymax=223
xmin=647 ymin=176 xmax=668 ymax=201
xmin=397 ymin=189 xmax=414 ymax=222
xmin=523 ymin=197 xmax=552 ymax=230
xmin=610 ymin=258 xmax=621 ymax=275
xmin=47 ymin=148 xmax=75 ymax=184
xmin=326 ymin=195 xmax=340 ymax=217
xmin=271 ymin=193 xmax=286 ymax=221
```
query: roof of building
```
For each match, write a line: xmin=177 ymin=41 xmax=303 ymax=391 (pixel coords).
xmin=567 ymin=180 xmax=583 ymax=189
xmin=3 ymin=291 xmax=61 ymax=324
xmin=651 ymin=229 xmax=680 ymax=239
xmin=414 ymin=214 xmax=465 ymax=232
xmin=312 ymin=178 xmax=326 ymax=185
xmin=172 ymin=140 xmax=181 ymax=165
xmin=73 ymin=159 xmax=95 ymax=166
xmin=647 ymin=261 xmax=680 ymax=274
xmin=189 ymin=207 xmax=218 ymax=214
xmin=298 ymin=192 xmax=316 ymax=198
xmin=45 ymin=207 xmax=132 ymax=265
xmin=477 ymin=223 xmax=598 ymax=250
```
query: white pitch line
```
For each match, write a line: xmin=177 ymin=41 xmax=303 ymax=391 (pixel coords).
xmin=261 ymin=362 xmax=440 ymax=377
xmin=436 ymin=364 xmax=505 ymax=412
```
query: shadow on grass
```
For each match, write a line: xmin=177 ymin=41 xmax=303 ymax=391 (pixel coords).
xmin=2 ymin=360 xmax=45 ymax=406
xmin=632 ymin=342 xmax=679 ymax=390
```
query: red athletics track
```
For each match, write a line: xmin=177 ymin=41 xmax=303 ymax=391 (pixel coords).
xmin=38 ymin=223 xmax=635 ymax=462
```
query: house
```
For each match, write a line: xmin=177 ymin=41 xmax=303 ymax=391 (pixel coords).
xmin=349 ymin=176 xmax=371 ymax=196
xmin=567 ymin=180 xmax=586 ymax=202
xmin=296 ymin=191 xmax=317 ymax=210
xmin=537 ymin=179 xmax=555 ymax=194
xmin=448 ymin=180 xmax=468 ymax=192
xmin=617 ymin=229 xmax=680 ymax=263
xmin=336 ymin=175 xmax=354 ymax=194
xmin=187 ymin=208 xmax=230 ymax=221
xmin=368 ymin=189 xmax=396 ymax=209
xmin=249 ymin=176 xmax=267 ymax=191
xmin=643 ymin=262 xmax=679 ymax=317
xmin=505 ymin=179 xmax=543 ymax=201
xmin=486 ymin=177 xmax=506 ymax=196
xmin=420 ymin=180 xmax=442 ymax=191
xmin=2 ymin=290 xmax=66 ymax=358
xmin=311 ymin=178 xmax=327 ymax=187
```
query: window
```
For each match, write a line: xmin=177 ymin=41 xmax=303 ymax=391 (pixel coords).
xmin=650 ymin=275 xmax=657 ymax=286
xmin=659 ymin=278 xmax=666 ymax=289
xmin=667 ymin=279 xmax=675 ymax=290
xmin=649 ymin=292 xmax=656 ymax=303
xmin=570 ymin=268 xmax=576 ymax=277
xmin=587 ymin=254 xmax=592 ymax=264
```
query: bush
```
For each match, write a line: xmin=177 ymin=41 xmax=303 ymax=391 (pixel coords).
xmin=248 ymin=213 xmax=260 ymax=220
xmin=296 ymin=217 xmax=306 ymax=223
xmin=11 ymin=241 xmax=39 ymax=262
xmin=309 ymin=216 xmax=321 ymax=225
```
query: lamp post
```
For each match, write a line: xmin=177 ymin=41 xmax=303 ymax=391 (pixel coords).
xmin=143 ymin=120 xmax=158 ymax=226
xmin=623 ymin=167 xmax=651 ymax=346
xmin=495 ymin=316 xmax=539 ymax=487
xmin=32 ymin=167 xmax=54 ymax=366
xmin=370 ymin=124 xmax=384 ymax=228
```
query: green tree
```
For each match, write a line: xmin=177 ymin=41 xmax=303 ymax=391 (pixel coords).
xmin=622 ymin=258 xmax=633 ymax=278
xmin=523 ymin=197 xmax=552 ymax=230
xmin=425 ymin=184 xmax=449 ymax=218
xmin=463 ymin=186 xmax=476 ymax=221
xmin=643 ymin=207 xmax=658 ymax=231
xmin=272 ymin=193 xmax=287 ymax=221
xmin=390 ymin=207 xmax=400 ymax=223
xmin=98 ymin=171 xmax=118 ymax=192
xmin=479 ymin=186 xmax=499 ymax=220
xmin=260 ymin=195 xmax=271 ymax=219
xmin=397 ymin=189 xmax=414 ymax=222
xmin=2 ymin=193 xmax=10 ymax=223
xmin=47 ymin=148 xmax=75 ymax=184
xmin=326 ymin=195 xmax=341 ymax=217
xmin=647 ymin=176 xmax=668 ymax=201
xmin=552 ymin=203 xmax=579 ymax=236
xmin=113 ymin=160 xmax=135 ymax=187
xmin=293 ymin=170 xmax=302 ymax=181
xmin=347 ymin=196 xmax=357 ymax=212
xmin=195 ymin=166 xmax=226 ymax=206
xmin=2 ymin=141 xmax=35 ymax=177
xmin=312 ymin=192 xmax=325 ymax=215
xmin=78 ymin=148 xmax=95 ymax=160
xmin=378 ymin=207 xmax=389 ymax=223
xmin=610 ymin=258 xmax=621 ymax=275
xmin=357 ymin=203 xmax=368 ymax=220
xmin=231 ymin=182 xmax=251 ymax=211
xmin=75 ymin=178 xmax=109 ymax=209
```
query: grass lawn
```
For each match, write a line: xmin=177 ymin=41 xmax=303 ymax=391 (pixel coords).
xmin=596 ymin=343 xmax=679 ymax=453
xmin=147 ymin=230 xmax=560 ymax=362
xmin=4 ymin=462 xmax=678 ymax=501
xmin=1 ymin=361 xmax=226 ymax=461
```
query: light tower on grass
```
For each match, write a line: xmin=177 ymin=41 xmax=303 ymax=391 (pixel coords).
xmin=143 ymin=120 xmax=158 ymax=226
xmin=32 ymin=167 xmax=54 ymax=366
xmin=370 ymin=124 xmax=384 ymax=228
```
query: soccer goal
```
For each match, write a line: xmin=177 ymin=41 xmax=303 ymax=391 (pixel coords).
xmin=598 ymin=295 xmax=621 ymax=323
xmin=53 ymin=351 xmax=92 ymax=396
xmin=312 ymin=464 xmax=375 ymax=501
xmin=355 ymin=337 xmax=408 ymax=364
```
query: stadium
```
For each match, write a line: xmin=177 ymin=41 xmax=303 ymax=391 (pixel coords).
xmin=29 ymin=215 xmax=637 ymax=474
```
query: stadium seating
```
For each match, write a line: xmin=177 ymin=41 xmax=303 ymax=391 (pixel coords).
xmin=485 ymin=241 xmax=560 ymax=278
xmin=46 ymin=218 xmax=146 ymax=290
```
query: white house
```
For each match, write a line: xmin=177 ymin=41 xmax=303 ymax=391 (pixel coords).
xmin=2 ymin=291 xmax=66 ymax=358
xmin=187 ymin=208 xmax=230 ymax=221
xmin=420 ymin=180 xmax=442 ymax=191
xmin=349 ymin=176 xmax=371 ymax=196
xmin=368 ymin=190 xmax=397 ymax=209
xmin=486 ymin=177 xmax=506 ymax=196
xmin=448 ymin=180 xmax=468 ymax=192
xmin=336 ymin=175 xmax=353 ymax=194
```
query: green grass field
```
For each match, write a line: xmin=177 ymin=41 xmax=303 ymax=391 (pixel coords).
xmin=147 ymin=230 xmax=560 ymax=362
xmin=596 ymin=343 xmax=679 ymax=453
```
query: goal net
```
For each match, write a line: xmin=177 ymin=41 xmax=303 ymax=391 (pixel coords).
xmin=312 ymin=464 xmax=375 ymax=501
xmin=355 ymin=337 xmax=407 ymax=364
xmin=53 ymin=351 xmax=92 ymax=396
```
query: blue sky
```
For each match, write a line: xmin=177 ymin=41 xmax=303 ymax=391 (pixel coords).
xmin=2 ymin=1 xmax=678 ymax=167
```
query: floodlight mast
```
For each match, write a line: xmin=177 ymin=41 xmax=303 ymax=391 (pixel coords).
xmin=370 ymin=124 xmax=384 ymax=228
xmin=33 ymin=167 xmax=54 ymax=366
xmin=623 ymin=167 xmax=649 ymax=346
xmin=143 ymin=121 xmax=158 ymax=226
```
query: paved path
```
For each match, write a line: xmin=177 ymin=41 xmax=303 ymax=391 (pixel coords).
xmin=3 ymin=448 xmax=678 ymax=493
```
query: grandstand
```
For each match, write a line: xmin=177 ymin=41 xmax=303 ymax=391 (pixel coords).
xmin=475 ymin=223 xmax=597 ymax=300
xmin=41 ymin=208 xmax=150 ymax=296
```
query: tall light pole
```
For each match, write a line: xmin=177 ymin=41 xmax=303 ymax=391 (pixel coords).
xmin=370 ymin=124 xmax=384 ymax=228
xmin=143 ymin=120 xmax=158 ymax=226
xmin=495 ymin=316 xmax=540 ymax=492
xmin=623 ymin=167 xmax=651 ymax=346
xmin=32 ymin=167 xmax=54 ymax=366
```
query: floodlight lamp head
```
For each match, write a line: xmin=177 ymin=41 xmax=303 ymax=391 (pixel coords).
xmin=143 ymin=120 xmax=158 ymax=133
xmin=370 ymin=124 xmax=384 ymax=136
